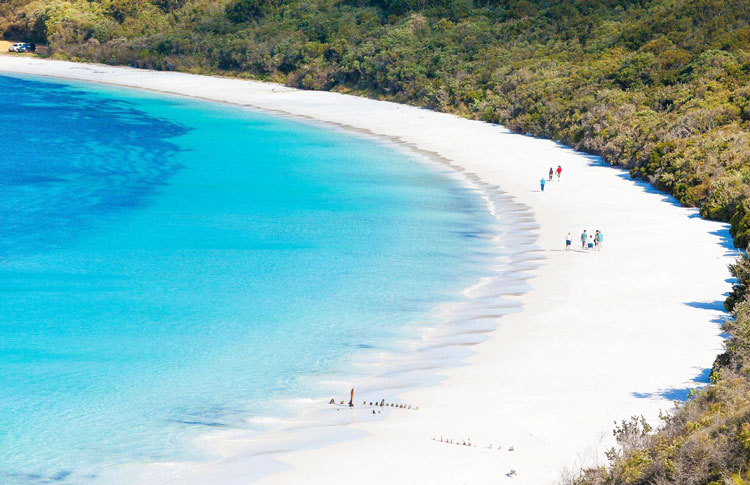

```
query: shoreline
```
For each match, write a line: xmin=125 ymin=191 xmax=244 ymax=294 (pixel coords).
xmin=4 ymin=64 xmax=540 ymax=484
xmin=0 ymin=57 xmax=736 ymax=484
xmin=105 ymin=184 xmax=540 ymax=485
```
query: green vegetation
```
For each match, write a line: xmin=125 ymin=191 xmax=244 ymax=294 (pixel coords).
xmin=1 ymin=0 xmax=749 ymax=247
xmin=566 ymin=250 xmax=750 ymax=485
xmin=727 ymin=249 xmax=750 ymax=312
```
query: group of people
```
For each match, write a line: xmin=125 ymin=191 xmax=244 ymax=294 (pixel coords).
xmin=565 ymin=229 xmax=604 ymax=251
xmin=539 ymin=165 xmax=562 ymax=191
xmin=537 ymin=163 xmax=606 ymax=251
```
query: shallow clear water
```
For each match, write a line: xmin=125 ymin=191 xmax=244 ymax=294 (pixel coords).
xmin=0 ymin=74 xmax=497 ymax=483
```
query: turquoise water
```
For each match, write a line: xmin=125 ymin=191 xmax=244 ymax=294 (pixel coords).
xmin=0 ymin=74 xmax=497 ymax=484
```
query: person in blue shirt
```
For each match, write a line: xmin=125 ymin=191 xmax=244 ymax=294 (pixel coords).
xmin=540 ymin=178 xmax=546 ymax=191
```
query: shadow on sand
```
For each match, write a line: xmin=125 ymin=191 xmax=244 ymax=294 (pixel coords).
xmin=632 ymin=368 xmax=713 ymax=402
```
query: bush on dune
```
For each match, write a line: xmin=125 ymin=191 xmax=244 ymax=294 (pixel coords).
xmin=726 ymin=249 xmax=750 ymax=313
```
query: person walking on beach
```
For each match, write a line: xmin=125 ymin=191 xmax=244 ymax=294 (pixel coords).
xmin=594 ymin=230 xmax=600 ymax=250
xmin=566 ymin=232 xmax=572 ymax=251
xmin=580 ymin=230 xmax=588 ymax=250
xmin=540 ymin=177 xmax=546 ymax=191
xmin=597 ymin=230 xmax=604 ymax=250
xmin=549 ymin=167 xmax=554 ymax=181
xmin=556 ymin=165 xmax=562 ymax=181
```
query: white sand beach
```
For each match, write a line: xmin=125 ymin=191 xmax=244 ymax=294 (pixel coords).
xmin=0 ymin=56 xmax=736 ymax=484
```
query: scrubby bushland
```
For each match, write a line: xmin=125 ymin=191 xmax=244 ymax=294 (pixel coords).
xmin=564 ymin=249 xmax=750 ymax=485
xmin=727 ymin=249 xmax=750 ymax=312
xmin=1 ymin=0 xmax=749 ymax=248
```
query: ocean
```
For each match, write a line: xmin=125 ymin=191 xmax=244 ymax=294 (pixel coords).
xmin=0 ymin=73 xmax=498 ymax=483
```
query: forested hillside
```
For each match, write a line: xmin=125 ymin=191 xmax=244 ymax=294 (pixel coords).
xmin=1 ymin=0 xmax=749 ymax=248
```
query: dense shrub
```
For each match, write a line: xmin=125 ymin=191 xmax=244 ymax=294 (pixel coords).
xmin=726 ymin=249 xmax=750 ymax=312
xmin=226 ymin=0 xmax=271 ymax=22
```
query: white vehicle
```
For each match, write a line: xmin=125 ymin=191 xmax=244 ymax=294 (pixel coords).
xmin=8 ymin=42 xmax=31 ymax=53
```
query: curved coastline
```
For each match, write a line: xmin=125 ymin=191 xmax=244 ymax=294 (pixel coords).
xmin=0 ymin=56 xmax=736 ymax=484
xmin=102 ymin=172 xmax=541 ymax=485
